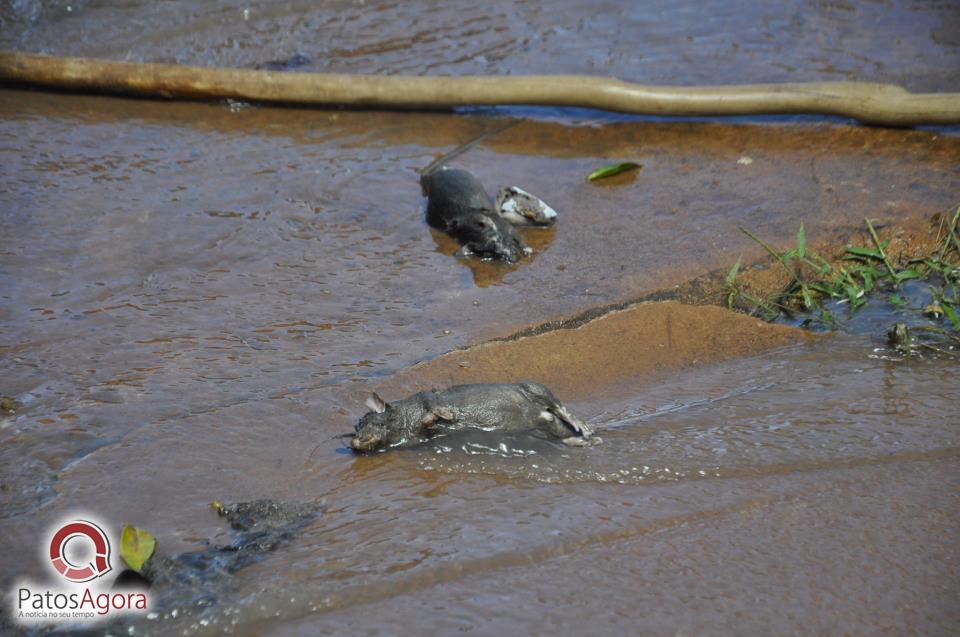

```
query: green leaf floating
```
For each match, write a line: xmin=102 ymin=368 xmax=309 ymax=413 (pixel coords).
xmin=586 ymin=162 xmax=641 ymax=182
xmin=120 ymin=524 xmax=157 ymax=573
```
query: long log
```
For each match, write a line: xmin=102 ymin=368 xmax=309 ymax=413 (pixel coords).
xmin=1 ymin=51 xmax=959 ymax=126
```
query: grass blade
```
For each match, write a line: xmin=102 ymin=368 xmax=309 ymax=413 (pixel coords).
xmin=844 ymin=246 xmax=883 ymax=259
xmin=726 ymin=256 xmax=742 ymax=287
xmin=896 ymin=269 xmax=923 ymax=281
xmin=864 ymin=217 xmax=901 ymax=282
xmin=937 ymin=205 xmax=960 ymax=261
xmin=944 ymin=304 xmax=960 ymax=330
xmin=740 ymin=227 xmax=787 ymax=264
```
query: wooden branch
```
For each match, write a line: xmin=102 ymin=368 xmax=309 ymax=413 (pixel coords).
xmin=2 ymin=51 xmax=959 ymax=125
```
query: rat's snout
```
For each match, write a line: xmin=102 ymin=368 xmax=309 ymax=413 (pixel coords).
xmin=351 ymin=415 xmax=390 ymax=452
xmin=350 ymin=430 xmax=383 ymax=452
xmin=461 ymin=213 xmax=528 ymax=263
xmin=352 ymin=399 xmax=392 ymax=453
xmin=475 ymin=229 xmax=526 ymax=263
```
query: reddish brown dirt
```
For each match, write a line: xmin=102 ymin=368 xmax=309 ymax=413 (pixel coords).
xmin=377 ymin=301 xmax=813 ymax=402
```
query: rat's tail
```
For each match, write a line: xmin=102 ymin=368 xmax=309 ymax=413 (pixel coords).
xmin=419 ymin=119 xmax=519 ymax=188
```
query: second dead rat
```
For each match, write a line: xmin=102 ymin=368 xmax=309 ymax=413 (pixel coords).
xmin=419 ymin=124 xmax=557 ymax=263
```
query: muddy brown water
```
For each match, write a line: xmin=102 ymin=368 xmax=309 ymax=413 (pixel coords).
xmin=2 ymin=1 xmax=960 ymax=635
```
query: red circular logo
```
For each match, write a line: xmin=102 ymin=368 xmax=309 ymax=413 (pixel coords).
xmin=48 ymin=520 xmax=112 ymax=583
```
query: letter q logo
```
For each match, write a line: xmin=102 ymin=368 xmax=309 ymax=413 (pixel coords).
xmin=48 ymin=520 xmax=112 ymax=583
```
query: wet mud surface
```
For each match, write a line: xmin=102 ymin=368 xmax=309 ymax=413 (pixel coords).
xmin=379 ymin=301 xmax=814 ymax=402
xmin=2 ymin=1 xmax=960 ymax=635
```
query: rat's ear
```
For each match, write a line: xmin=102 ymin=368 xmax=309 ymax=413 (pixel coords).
xmin=365 ymin=393 xmax=387 ymax=414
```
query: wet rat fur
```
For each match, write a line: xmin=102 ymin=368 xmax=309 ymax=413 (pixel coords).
xmin=421 ymin=169 xmax=530 ymax=263
xmin=350 ymin=382 xmax=598 ymax=452
xmin=418 ymin=123 xmax=531 ymax=263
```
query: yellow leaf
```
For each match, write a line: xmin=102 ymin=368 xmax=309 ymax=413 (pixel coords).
xmin=120 ymin=524 xmax=156 ymax=573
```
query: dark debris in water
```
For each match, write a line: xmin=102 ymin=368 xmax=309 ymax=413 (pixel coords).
xmin=38 ymin=499 xmax=326 ymax=636
xmin=778 ymin=278 xmax=953 ymax=332
xmin=885 ymin=321 xmax=960 ymax=359
xmin=779 ymin=279 xmax=960 ymax=360
xmin=254 ymin=53 xmax=312 ymax=71
xmin=143 ymin=499 xmax=322 ymax=592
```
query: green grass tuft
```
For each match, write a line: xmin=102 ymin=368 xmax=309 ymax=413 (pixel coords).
xmin=726 ymin=208 xmax=960 ymax=332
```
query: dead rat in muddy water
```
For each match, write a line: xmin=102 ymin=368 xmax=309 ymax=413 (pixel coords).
xmin=422 ymin=169 xmax=530 ymax=263
xmin=419 ymin=124 xmax=558 ymax=263
xmin=347 ymin=382 xmax=599 ymax=453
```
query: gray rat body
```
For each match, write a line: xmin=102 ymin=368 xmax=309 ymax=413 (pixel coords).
xmin=418 ymin=124 xmax=555 ymax=263
xmin=421 ymin=169 xmax=530 ymax=263
xmin=350 ymin=382 xmax=598 ymax=453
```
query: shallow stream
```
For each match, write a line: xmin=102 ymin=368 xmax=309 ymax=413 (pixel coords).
xmin=1 ymin=1 xmax=958 ymax=634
